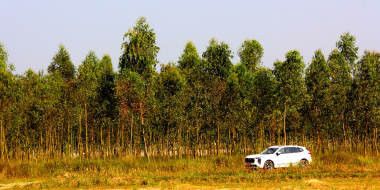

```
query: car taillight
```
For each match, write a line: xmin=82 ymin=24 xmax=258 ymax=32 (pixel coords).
xmin=308 ymin=152 xmax=312 ymax=156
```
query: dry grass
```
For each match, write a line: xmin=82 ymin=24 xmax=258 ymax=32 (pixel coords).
xmin=0 ymin=151 xmax=379 ymax=189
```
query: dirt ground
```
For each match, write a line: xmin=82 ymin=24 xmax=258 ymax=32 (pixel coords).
xmin=0 ymin=181 xmax=41 ymax=189
xmin=0 ymin=177 xmax=379 ymax=190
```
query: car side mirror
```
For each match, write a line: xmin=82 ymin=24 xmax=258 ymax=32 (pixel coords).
xmin=276 ymin=152 xmax=281 ymax=156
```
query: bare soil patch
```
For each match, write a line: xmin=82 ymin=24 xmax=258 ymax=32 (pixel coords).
xmin=0 ymin=181 xmax=41 ymax=189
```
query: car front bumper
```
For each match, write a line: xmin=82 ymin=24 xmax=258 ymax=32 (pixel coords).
xmin=245 ymin=158 xmax=263 ymax=168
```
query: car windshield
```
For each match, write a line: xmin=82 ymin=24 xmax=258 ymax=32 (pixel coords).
xmin=260 ymin=148 xmax=279 ymax=154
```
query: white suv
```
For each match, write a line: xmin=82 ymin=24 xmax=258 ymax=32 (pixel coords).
xmin=245 ymin=145 xmax=312 ymax=170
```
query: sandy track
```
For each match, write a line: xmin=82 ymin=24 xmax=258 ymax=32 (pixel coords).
xmin=0 ymin=181 xmax=41 ymax=189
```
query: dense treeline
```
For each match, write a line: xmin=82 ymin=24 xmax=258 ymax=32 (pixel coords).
xmin=1 ymin=17 xmax=379 ymax=160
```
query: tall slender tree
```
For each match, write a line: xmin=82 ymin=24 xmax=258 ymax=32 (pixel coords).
xmin=336 ymin=32 xmax=359 ymax=69
xmin=119 ymin=16 xmax=160 ymax=78
xmin=202 ymin=38 xmax=233 ymax=154
xmin=305 ymin=49 xmax=331 ymax=151
xmin=178 ymin=41 xmax=200 ymax=70
xmin=0 ymin=41 xmax=9 ymax=71
xmin=327 ymin=49 xmax=351 ymax=142
xmin=202 ymin=38 xmax=234 ymax=79
xmin=354 ymin=50 xmax=380 ymax=153
xmin=273 ymin=50 xmax=305 ymax=145
xmin=238 ymin=39 xmax=264 ymax=72
xmin=48 ymin=44 xmax=75 ymax=81
xmin=156 ymin=63 xmax=186 ymax=156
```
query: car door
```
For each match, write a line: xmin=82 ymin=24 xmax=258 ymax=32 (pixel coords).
xmin=274 ymin=148 xmax=290 ymax=167
xmin=288 ymin=147 xmax=302 ymax=165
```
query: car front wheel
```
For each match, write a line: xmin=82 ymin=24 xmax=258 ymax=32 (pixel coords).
xmin=300 ymin=159 xmax=308 ymax=169
xmin=264 ymin=161 xmax=274 ymax=171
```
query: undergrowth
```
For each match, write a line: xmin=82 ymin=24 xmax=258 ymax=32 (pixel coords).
xmin=0 ymin=151 xmax=379 ymax=189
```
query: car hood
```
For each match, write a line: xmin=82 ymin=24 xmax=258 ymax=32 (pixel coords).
xmin=246 ymin=154 xmax=266 ymax=158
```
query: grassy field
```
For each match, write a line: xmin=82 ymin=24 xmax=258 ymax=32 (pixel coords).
xmin=0 ymin=151 xmax=379 ymax=189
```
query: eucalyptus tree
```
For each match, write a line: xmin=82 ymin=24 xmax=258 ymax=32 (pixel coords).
xmin=327 ymin=49 xmax=351 ymax=143
xmin=96 ymin=55 xmax=117 ymax=156
xmin=116 ymin=70 xmax=145 ymax=156
xmin=155 ymin=63 xmax=186 ymax=156
xmin=43 ymin=71 xmax=65 ymax=158
xmin=0 ymin=41 xmax=9 ymax=70
xmin=202 ymin=38 xmax=233 ymax=79
xmin=98 ymin=55 xmax=116 ymax=118
xmin=178 ymin=41 xmax=200 ymax=70
xmin=355 ymin=50 xmax=380 ymax=153
xmin=237 ymin=39 xmax=264 ymax=72
xmin=334 ymin=33 xmax=359 ymax=145
xmin=48 ymin=44 xmax=75 ymax=81
xmin=336 ymin=32 xmax=359 ymax=70
xmin=118 ymin=17 xmax=160 ymax=157
xmin=119 ymin=16 xmax=160 ymax=78
xmin=0 ymin=42 xmax=16 ymax=159
xmin=77 ymin=50 xmax=101 ymax=156
xmin=177 ymin=41 xmax=203 ymax=155
xmin=305 ymin=50 xmax=331 ymax=151
xmin=19 ymin=69 xmax=49 ymax=158
xmin=273 ymin=50 xmax=306 ymax=145
xmin=201 ymin=38 xmax=233 ymax=154
xmin=252 ymin=67 xmax=276 ymax=146
xmin=225 ymin=64 xmax=255 ymax=153
xmin=47 ymin=45 xmax=77 ymax=156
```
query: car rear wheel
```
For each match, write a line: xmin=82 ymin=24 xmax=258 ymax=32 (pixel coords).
xmin=264 ymin=161 xmax=274 ymax=171
xmin=300 ymin=159 xmax=308 ymax=169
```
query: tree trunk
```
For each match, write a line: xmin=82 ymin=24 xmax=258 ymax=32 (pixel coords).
xmin=67 ymin=120 xmax=70 ymax=158
xmin=130 ymin=113 xmax=133 ymax=155
xmin=108 ymin=124 xmax=111 ymax=158
xmin=85 ymin=104 xmax=88 ymax=157
xmin=79 ymin=110 xmax=82 ymax=159
xmin=284 ymin=102 xmax=287 ymax=145
xmin=140 ymin=102 xmax=149 ymax=162
xmin=1 ymin=117 xmax=3 ymax=160
xmin=217 ymin=124 xmax=220 ymax=155
xmin=167 ymin=122 xmax=170 ymax=157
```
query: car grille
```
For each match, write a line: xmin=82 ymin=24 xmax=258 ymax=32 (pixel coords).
xmin=245 ymin=158 xmax=255 ymax=163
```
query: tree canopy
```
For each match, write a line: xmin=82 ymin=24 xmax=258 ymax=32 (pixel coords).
xmin=48 ymin=44 xmax=75 ymax=81
xmin=1 ymin=22 xmax=380 ymax=160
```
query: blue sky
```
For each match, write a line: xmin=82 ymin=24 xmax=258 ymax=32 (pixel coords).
xmin=1 ymin=0 xmax=379 ymax=74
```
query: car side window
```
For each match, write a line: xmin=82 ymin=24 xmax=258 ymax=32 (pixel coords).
xmin=289 ymin=147 xmax=299 ymax=153
xmin=297 ymin=148 xmax=304 ymax=152
xmin=279 ymin=148 xmax=286 ymax=154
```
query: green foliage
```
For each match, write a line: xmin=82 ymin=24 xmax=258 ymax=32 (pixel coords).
xmin=328 ymin=49 xmax=351 ymax=87
xmin=98 ymin=54 xmax=117 ymax=118
xmin=117 ymin=70 xmax=145 ymax=113
xmin=119 ymin=17 xmax=160 ymax=78
xmin=224 ymin=64 xmax=255 ymax=136
xmin=305 ymin=49 xmax=331 ymax=135
xmin=252 ymin=67 xmax=275 ymax=117
xmin=238 ymin=39 xmax=264 ymax=72
xmin=178 ymin=41 xmax=200 ymax=70
xmin=155 ymin=63 xmax=186 ymax=144
xmin=273 ymin=50 xmax=306 ymax=143
xmin=336 ymin=32 xmax=359 ymax=67
xmin=2 ymin=26 xmax=380 ymax=161
xmin=157 ymin=63 xmax=186 ymax=98
xmin=327 ymin=49 xmax=351 ymax=136
xmin=82 ymin=50 xmax=100 ymax=66
xmin=0 ymin=41 xmax=8 ymax=71
xmin=354 ymin=50 xmax=380 ymax=136
xmin=274 ymin=50 xmax=306 ymax=106
xmin=48 ymin=44 xmax=76 ymax=81
xmin=202 ymin=38 xmax=233 ymax=79
xmin=78 ymin=51 xmax=102 ymax=104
